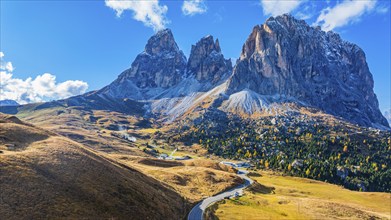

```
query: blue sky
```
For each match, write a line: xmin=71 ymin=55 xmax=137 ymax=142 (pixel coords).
xmin=0 ymin=0 xmax=390 ymax=112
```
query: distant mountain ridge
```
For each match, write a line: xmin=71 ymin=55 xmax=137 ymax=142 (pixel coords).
xmin=2 ymin=14 xmax=388 ymax=129
xmin=92 ymin=14 xmax=387 ymax=128
xmin=0 ymin=100 xmax=19 ymax=107
xmin=99 ymin=29 xmax=232 ymax=101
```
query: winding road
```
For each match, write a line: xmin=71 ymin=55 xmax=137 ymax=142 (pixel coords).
xmin=187 ymin=170 xmax=254 ymax=220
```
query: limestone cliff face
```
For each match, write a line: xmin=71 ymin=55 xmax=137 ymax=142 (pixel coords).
xmin=95 ymin=15 xmax=388 ymax=128
xmin=227 ymin=14 xmax=388 ymax=127
xmin=187 ymin=35 xmax=232 ymax=84
xmin=108 ymin=29 xmax=186 ymax=94
xmin=128 ymin=29 xmax=187 ymax=89
xmin=99 ymin=29 xmax=187 ymax=99
xmin=99 ymin=31 xmax=231 ymax=99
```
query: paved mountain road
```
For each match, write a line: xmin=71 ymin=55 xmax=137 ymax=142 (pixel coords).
xmin=187 ymin=171 xmax=253 ymax=220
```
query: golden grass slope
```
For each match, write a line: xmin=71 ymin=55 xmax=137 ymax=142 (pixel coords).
xmin=0 ymin=114 xmax=53 ymax=151
xmin=0 ymin=113 xmax=190 ymax=219
xmin=112 ymin=156 xmax=243 ymax=203
xmin=15 ymin=106 xmax=148 ymax=156
xmin=211 ymin=171 xmax=391 ymax=220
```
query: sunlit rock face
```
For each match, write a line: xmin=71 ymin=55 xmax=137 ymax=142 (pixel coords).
xmin=95 ymin=14 xmax=388 ymax=128
xmin=227 ymin=14 xmax=388 ymax=128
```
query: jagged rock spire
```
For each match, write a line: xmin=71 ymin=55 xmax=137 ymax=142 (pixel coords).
xmin=187 ymin=35 xmax=232 ymax=83
xmin=145 ymin=29 xmax=180 ymax=55
xmin=101 ymin=29 xmax=187 ymax=99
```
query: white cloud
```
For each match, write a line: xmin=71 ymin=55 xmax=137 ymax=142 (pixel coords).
xmin=105 ymin=0 xmax=169 ymax=32
xmin=314 ymin=0 xmax=377 ymax=31
xmin=4 ymin=62 xmax=14 ymax=72
xmin=182 ymin=0 xmax=207 ymax=16
xmin=0 ymin=52 xmax=14 ymax=72
xmin=0 ymin=53 xmax=88 ymax=104
xmin=261 ymin=0 xmax=305 ymax=17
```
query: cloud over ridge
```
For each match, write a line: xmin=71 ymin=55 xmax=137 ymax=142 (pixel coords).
xmin=314 ymin=0 xmax=377 ymax=31
xmin=260 ymin=0 xmax=305 ymax=16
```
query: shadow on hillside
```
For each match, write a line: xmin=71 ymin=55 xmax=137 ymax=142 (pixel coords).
xmin=247 ymin=181 xmax=275 ymax=194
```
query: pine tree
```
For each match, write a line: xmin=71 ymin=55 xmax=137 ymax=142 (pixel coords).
xmin=265 ymin=160 xmax=269 ymax=169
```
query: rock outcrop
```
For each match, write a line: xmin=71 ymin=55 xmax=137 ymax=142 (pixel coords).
xmin=187 ymin=35 xmax=232 ymax=84
xmin=226 ymin=14 xmax=388 ymax=128
xmin=83 ymin=15 xmax=388 ymax=128
xmin=100 ymin=29 xmax=187 ymax=99
xmin=127 ymin=29 xmax=187 ymax=89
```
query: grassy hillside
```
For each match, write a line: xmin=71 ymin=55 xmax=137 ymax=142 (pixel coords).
xmin=209 ymin=171 xmax=391 ymax=220
xmin=3 ymin=102 xmax=390 ymax=219
xmin=114 ymin=156 xmax=243 ymax=203
xmin=13 ymin=105 xmax=148 ymax=156
xmin=0 ymin=113 xmax=190 ymax=219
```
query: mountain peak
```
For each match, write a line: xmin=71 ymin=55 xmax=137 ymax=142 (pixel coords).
xmin=156 ymin=28 xmax=172 ymax=35
xmin=197 ymin=35 xmax=221 ymax=53
xmin=263 ymin=14 xmax=310 ymax=35
xmin=229 ymin=15 xmax=388 ymax=128
xmin=145 ymin=28 xmax=180 ymax=55
xmin=100 ymin=29 xmax=187 ymax=93
xmin=187 ymin=35 xmax=231 ymax=83
xmin=266 ymin=14 xmax=304 ymax=25
xmin=98 ymin=16 xmax=387 ymax=128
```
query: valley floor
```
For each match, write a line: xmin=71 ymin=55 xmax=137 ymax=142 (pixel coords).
xmin=208 ymin=171 xmax=391 ymax=220
xmin=1 ymin=107 xmax=390 ymax=219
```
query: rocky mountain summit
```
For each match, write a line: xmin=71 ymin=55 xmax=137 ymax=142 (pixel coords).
xmin=9 ymin=14 xmax=386 ymax=129
xmin=127 ymin=29 xmax=187 ymax=89
xmin=99 ymin=29 xmax=232 ymax=101
xmin=99 ymin=29 xmax=187 ymax=99
xmin=187 ymin=35 xmax=232 ymax=84
xmin=226 ymin=14 xmax=388 ymax=128
xmin=94 ymin=14 xmax=388 ymax=128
